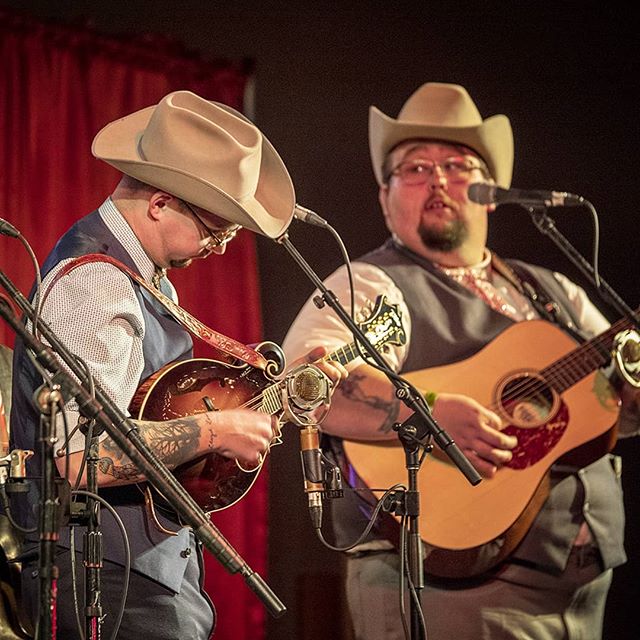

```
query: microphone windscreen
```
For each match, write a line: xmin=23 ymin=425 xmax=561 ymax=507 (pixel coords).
xmin=294 ymin=370 xmax=322 ymax=402
xmin=467 ymin=183 xmax=496 ymax=205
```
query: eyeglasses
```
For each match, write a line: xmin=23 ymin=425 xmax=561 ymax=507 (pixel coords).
xmin=181 ymin=201 xmax=241 ymax=248
xmin=385 ymin=157 xmax=487 ymax=185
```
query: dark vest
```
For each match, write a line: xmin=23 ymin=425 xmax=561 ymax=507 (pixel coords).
xmin=327 ymin=240 xmax=626 ymax=574
xmin=9 ymin=210 xmax=195 ymax=591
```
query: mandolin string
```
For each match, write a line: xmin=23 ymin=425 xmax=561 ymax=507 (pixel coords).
xmin=237 ymin=341 xmax=365 ymax=413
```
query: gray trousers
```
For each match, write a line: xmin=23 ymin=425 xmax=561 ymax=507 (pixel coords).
xmin=20 ymin=538 xmax=215 ymax=639
xmin=346 ymin=546 xmax=611 ymax=640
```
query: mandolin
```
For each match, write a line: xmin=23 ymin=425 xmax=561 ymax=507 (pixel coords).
xmin=130 ymin=295 xmax=406 ymax=513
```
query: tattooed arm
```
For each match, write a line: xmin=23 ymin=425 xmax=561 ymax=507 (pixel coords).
xmin=56 ymin=408 xmax=275 ymax=488
xmin=320 ymin=363 xmax=406 ymax=440
xmin=321 ymin=362 xmax=515 ymax=477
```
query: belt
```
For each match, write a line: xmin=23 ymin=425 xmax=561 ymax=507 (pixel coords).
xmin=509 ymin=543 xmax=603 ymax=575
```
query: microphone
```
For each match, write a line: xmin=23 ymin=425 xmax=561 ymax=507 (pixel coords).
xmin=0 ymin=218 xmax=20 ymax=238
xmin=285 ymin=365 xmax=331 ymax=413
xmin=299 ymin=425 xmax=324 ymax=529
xmin=293 ymin=204 xmax=330 ymax=228
xmin=468 ymin=183 xmax=585 ymax=208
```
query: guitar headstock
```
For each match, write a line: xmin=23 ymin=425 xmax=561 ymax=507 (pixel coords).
xmin=358 ymin=295 xmax=407 ymax=353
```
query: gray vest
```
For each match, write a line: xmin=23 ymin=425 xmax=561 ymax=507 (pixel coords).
xmin=330 ymin=241 xmax=626 ymax=574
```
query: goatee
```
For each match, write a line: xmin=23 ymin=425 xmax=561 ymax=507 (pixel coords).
xmin=418 ymin=220 xmax=468 ymax=252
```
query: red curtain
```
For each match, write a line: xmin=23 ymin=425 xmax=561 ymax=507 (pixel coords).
xmin=0 ymin=9 xmax=268 ymax=639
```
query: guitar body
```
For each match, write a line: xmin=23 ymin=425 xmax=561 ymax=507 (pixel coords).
xmin=343 ymin=319 xmax=620 ymax=578
xmin=130 ymin=357 xmax=274 ymax=513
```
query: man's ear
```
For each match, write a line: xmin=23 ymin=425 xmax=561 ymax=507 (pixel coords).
xmin=378 ymin=184 xmax=391 ymax=224
xmin=148 ymin=191 xmax=174 ymax=220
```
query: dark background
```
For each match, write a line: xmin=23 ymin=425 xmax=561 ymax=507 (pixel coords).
xmin=2 ymin=2 xmax=639 ymax=638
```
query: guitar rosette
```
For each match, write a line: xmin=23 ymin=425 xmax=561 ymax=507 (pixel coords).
xmin=282 ymin=364 xmax=332 ymax=426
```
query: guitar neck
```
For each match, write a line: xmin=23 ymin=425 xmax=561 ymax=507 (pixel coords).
xmin=543 ymin=312 xmax=637 ymax=392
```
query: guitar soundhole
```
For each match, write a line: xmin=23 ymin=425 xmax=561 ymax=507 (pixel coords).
xmin=496 ymin=371 xmax=569 ymax=469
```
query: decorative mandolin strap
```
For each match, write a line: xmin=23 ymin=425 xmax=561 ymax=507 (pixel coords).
xmin=43 ymin=253 xmax=269 ymax=370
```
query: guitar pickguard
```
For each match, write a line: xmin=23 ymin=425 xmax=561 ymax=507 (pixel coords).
xmin=495 ymin=369 xmax=569 ymax=469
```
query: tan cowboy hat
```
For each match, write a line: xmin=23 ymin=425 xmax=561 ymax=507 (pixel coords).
xmin=369 ymin=82 xmax=514 ymax=189
xmin=92 ymin=90 xmax=295 ymax=238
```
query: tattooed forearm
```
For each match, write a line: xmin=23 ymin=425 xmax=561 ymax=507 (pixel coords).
xmin=97 ymin=456 xmax=141 ymax=481
xmin=98 ymin=417 xmax=202 ymax=480
xmin=340 ymin=373 xmax=401 ymax=433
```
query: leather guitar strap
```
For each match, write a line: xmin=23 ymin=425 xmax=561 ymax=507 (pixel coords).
xmin=491 ymin=253 xmax=586 ymax=343
xmin=43 ymin=253 xmax=269 ymax=370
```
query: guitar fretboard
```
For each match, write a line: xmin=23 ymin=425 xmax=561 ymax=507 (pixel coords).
xmin=541 ymin=314 xmax=636 ymax=393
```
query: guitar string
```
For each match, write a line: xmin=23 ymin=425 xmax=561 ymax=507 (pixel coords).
xmin=474 ymin=318 xmax=625 ymax=416
xmin=207 ymin=315 xmax=625 ymax=436
xmin=239 ymin=319 xmax=620 ymax=425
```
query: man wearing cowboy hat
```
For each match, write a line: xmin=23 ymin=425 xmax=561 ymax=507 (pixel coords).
xmin=284 ymin=82 xmax=638 ymax=639
xmin=9 ymin=90 xmax=346 ymax=639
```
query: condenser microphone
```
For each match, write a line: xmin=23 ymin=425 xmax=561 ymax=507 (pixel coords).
xmin=286 ymin=365 xmax=331 ymax=412
xmin=293 ymin=204 xmax=330 ymax=228
xmin=468 ymin=183 xmax=585 ymax=208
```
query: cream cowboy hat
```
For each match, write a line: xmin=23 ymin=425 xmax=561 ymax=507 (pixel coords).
xmin=369 ymin=82 xmax=514 ymax=189
xmin=92 ymin=90 xmax=295 ymax=238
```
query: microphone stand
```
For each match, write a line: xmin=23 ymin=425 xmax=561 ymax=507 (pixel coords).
xmin=276 ymin=232 xmax=481 ymax=640
xmin=528 ymin=205 xmax=639 ymax=328
xmin=81 ymin=423 xmax=104 ymax=640
xmin=32 ymin=377 xmax=63 ymax=640
xmin=0 ymin=271 xmax=286 ymax=631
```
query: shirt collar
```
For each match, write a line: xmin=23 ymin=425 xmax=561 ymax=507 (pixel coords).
xmin=434 ymin=249 xmax=492 ymax=279
xmin=98 ymin=197 xmax=158 ymax=284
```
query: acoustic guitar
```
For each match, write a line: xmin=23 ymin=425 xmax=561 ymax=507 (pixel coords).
xmin=130 ymin=295 xmax=406 ymax=513
xmin=343 ymin=317 xmax=624 ymax=578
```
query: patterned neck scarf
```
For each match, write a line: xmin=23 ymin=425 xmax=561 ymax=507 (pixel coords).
xmin=435 ymin=250 xmax=520 ymax=320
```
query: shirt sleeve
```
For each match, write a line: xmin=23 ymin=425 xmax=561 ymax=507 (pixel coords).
xmin=552 ymin=271 xmax=610 ymax=337
xmin=39 ymin=261 xmax=146 ymax=454
xmin=282 ymin=262 xmax=412 ymax=373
